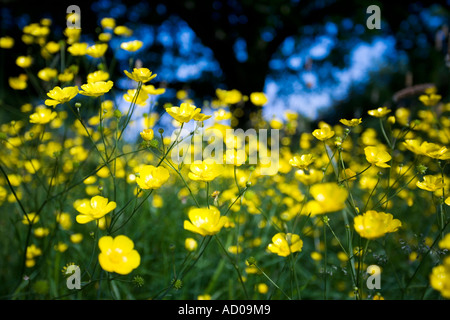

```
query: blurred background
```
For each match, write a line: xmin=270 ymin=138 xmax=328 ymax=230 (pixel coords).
xmin=1 ymin=0 xmax=449 ymax=129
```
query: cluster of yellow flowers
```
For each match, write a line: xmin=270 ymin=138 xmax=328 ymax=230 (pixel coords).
xmin=1 ymin=14 xmax=450 ymax=301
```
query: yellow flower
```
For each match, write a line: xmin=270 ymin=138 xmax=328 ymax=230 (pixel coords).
xmin=289 ymin=154 xmax=314 ymax=170
xmin=140 ymin=128 xmax=154 ymax=141
xmin=224 ymin=149 xmax=247 ymax=166
xmin=16 ymin=56 xmax=33 ymax=68
xmin=120 ymin=40 xmax=143 ymax=52
xmin=185 ymin=238 xmax=198 ymax=251
xmin=67 ymin=42 xmax=88 ymax=56
xmin=267 ymin=233 xmax=303 ymax=257
xmin=114 ymin=25 xmax=133 ymax=36
xmin=312 ymin=126 xmax=335 ymax=141
xmin=98 ymin=235 xmax=140 ymax=275
xmin=364 ymin=146 xmax=391 ymax=168
xmin=419 ymin=93 xmax=441 ymax=107
xmin=340 ymin=118 xmax=362 ymax=127
xmin=188 ymin=159 xmax=223 ymax=182
xmin=142 ymin=84 xmax=166 ymax=95
xmin=44 ymin=41 xmax=60 ymax=54
xmin=29 ymin=107 xmax=57 ymax=124
xmin=37 ymin=68 xmax=58 ymax=81
xmin=250 ymin=92 xmax=268 ymax=106
xmin=216 ymin=88 xmax=242 ymax=104
xmin=79 ymin=81 xmax=114 ymax=97
xmin=0 ymin=36 xmax=14 ymax=48
xmin=304 ymin=182 xmax=348 ymax=216
xmin=100 ymin=17 xmax=116 ymax=29
xmin=135 ymin=165 xmax=170 ymax=190
xmin=353 ymin=210 xmax=402 ymax=240
xmin=166 ymin=102 xmax=210 ymax=123
xmin=9 ymin=74 xmax=28 ymax=90
xmin=183 ymin=206 xmax=227 ymax=236
xmin=44 ymin=86 xmax=79 ymax=107
xmin=87 ymin=70 xmax=109 ymax=83
xmin=419 ymin=141 xmax=450 ymax=160
xmin=368 ymin=106 xmax=391 ymax=118
xmin=74 ymin=196 xmax=117 ymax=224
xmin=439 ymin=234 xmax=450 ymax=250
xmin=123 ymin=89 xmax=149 ymax=106
xmin=58 ymin=69 xmax=74 ymax=82
xmin=416 ymin=175 xmax=446 ymax=192
xmin=124 ymin=68 xmax=157 ymax=83
xmin=430 ymin=256 xmax=450 ymax=298
xmin=86 ymin=43 xmax=108 ymax=58
xmin=22 ymin=212 xmax=39 ymax=225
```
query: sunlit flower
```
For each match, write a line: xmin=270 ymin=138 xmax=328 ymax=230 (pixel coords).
xmin=100 ymin=17 xmax=116 ymax=29
xmin=419 ymin=93 xmax=441 ymax=107
xmin=0 ymin=36 xmax=14 ymax=49
xmin=267 ymin=233 xmax=303 ymax=257
xmin=124 ymin=68 xmax=156 ymax=83
xmin=9 ymin=74 xmax=27 ymax=90
xmin=79 ymin=81 xmax=114 ymax=97
xmin=37 ymin=68 xmax=57 ymax=81
xmin=216 ymin=88 xmax=242 ymax=104
xmin=183 ymin=206 xmax=227 ymax=236
xmin=304 ymin=182 xmax=348 ymax=215
xmin=166 ymin=102 xmax=202 ymax=123
xmin=74 ymin=196 xmax=117 ymax=224
xmin=368 ymin=106 xmax=391 ymax=118
xmin=87 ymin=70 xmax=109 ymax=83
xmin=123 ymin=89 xmax=149 ymax=106
xmin=140 ymin=128 xmax=154 ymax=141
xmin=98 ymin=235 xmax=140 ymax=275
xmin=430 ymin=256 xmax=450 ymax=298
xmin=135 ymin=165 xmax=170 ymax=190
xmin=120 ymin=40 xmax=143 ymax=52
xmin=142 ymin=84 xmax=166 ymax=95
xmin=185 ymin=238 xmax=198 ymax=251
xmin=439 ymin=234 xmax=450 ymax=250
xmin=289 ymin=154 xmax=314 ymax=170
xmin=29 ymin=107 xmax=57 ymax=124
xmin=364 ymin=146 xmax=391 ymax=168
xmin=340 ymin=118 xmax=362 ymax=127
xmin=416 ymin=175 xmax=446 ymax=192
xmin=312 ymin=126 xmax=335 ymax=141
xmin=67 ymin=42 xmax=88 ymax=56
xmin=224 ymin=149 xmax=247 ymax=166
xmin=250 ymin=92 xmax=268 ymax=106
xmin=353 ymin=210 xmax=401 ymax=240
xmin=58 ymin=69 xmax=74 ymax=82
xmin=44 ymin=41 xmax=60 ymax=55
xmin=16 ymin=56 xmax=33 ymax=68
xmin=86 ymin=43 xmax=108 ymax=58
xmin=22 ymin=212 xmax=39 ymax=225
xmin=44 ymin=86 xmax=79 ymax=107
xmin=188 ymin=159 xmax=224 ymax=182
xmin=114 ymin=25 xmax=133 ymax=36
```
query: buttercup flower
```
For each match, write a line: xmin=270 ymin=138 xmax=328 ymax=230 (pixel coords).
xmin=188 ymin=159 xmax=224 ymax=182
xmin=75 ymin=196 xmax=117 ymax=224
xmin=135 ymin=165 xmax=170 ymax=190
xmin=67 ymin=42 xmax=88 ymax=56
xmin=183 ymin=206 xmax=227 ymax=236
xmin=166 ymin=102 xmax=211 ymax=123
xmin=140 ymin=128 xmax=154 ymax=141
xmin=142 ymin=84 xmax=166 ymax=95
xmin=98 ymin=235 xmax=140 ymax=275
xmin=16 ymin=56 xmax=33 ymax=68
xmin=79 ymin=81 xmax=114 ymax=97
xmin=340 ymin=118 xmax=362 ymax=127
xmin=100 ymin=17 xmax=116 ymax=29
xmin=289 ymin=154 xmax=314 ymax=170
xmin=29 ymin=107 xmax=57 ymax=124
xmin=120 ymin=40 xmax=143 ymax=52
xmin=123 ymin=89 xmax=149 ymax=106
xmin=368 ymin=106 xmax=391 ymax=118
xmin=416 ymin=175 xmax=446 ymax=192
xmin=312 ymin=126 xmax=335 ymax=141
xmin=364 ymin=146 xmax=391 ymax=168
xmin=267 ymin=233 xmax=303 ymax=257
xmin=354 ymin=210 xmax=402 ymax=239
xmin=124 ymin=68 xmax=157 ymax=83
xmin=250 ymin=92 xmax=268 ymax=106
xmin=9 ymin=74 xmax=28 ymax=90
xmin=87 ymin=70 xmax=109 ymax=83
xmin=0 ymin=36 xmax=14 ymax=49
xmin=37 ymin=68 xmax=57 ymax=81
xmin=44 ymin=86 xmax=79 ymax=107
xmin=86 ymin=43 xmax=108 ymax=58
xmin=430 ymin=256 xmax=450 ymax=298
xmin=304 ymin=182 xmax=348 ymax=215
xmin=419 ymin=93 xmax=441 ymax=107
